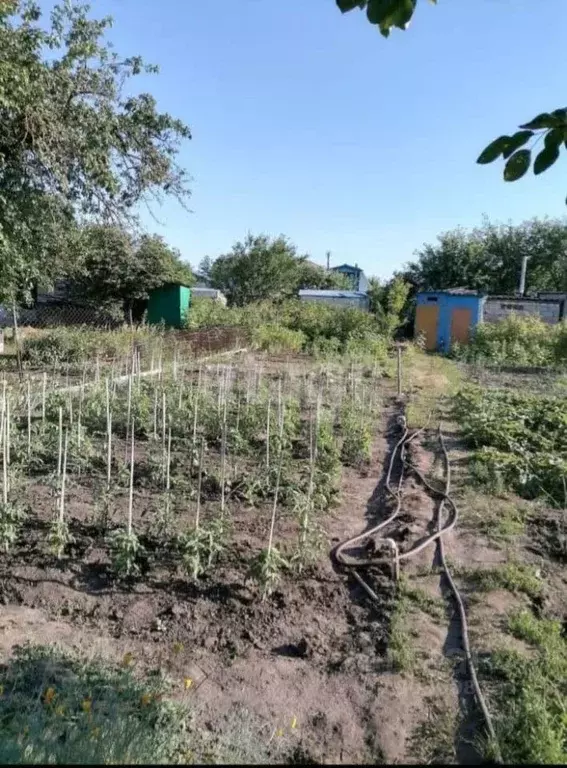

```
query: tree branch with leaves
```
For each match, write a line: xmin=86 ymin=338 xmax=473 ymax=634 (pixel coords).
xmin=335 ymin=0 xmax=567 ymax=201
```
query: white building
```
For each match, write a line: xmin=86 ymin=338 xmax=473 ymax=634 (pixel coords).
xmin=298 ymin=289 xmax=370 ymax=311
xmin=191 ymin=286 xmax=227 ymax=305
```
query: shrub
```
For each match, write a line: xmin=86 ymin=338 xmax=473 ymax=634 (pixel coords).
xmin=454 ymin=386 xmax=567 ymax=505
xmin=21 ymin=326 xmax=164 ymax=367
xmin=0 ymin=644 xmax=188 ymax=764
xmin=252 ymin=324 xmax=306 ymax=354
xmin=454 ymin=315 xmax=567 ymax=368
xmin=184 ymin=297 xmax=390 ymax=361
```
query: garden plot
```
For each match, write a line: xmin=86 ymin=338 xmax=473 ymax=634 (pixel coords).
xmin=0 ymin=350 xmax=396 ymax=762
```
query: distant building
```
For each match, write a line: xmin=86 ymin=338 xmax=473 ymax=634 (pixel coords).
xmin=191 ymin=287 xmax=227 ymax=305
xmin=330 ymin=264 xmax=369 ymax=293
xmin=484 ymin=295 xmax=565 ymax=325
xmin=298 ymin=289 xmax=370 ymax=312
xmin=414 ymin=287 xmax=566 ymax=351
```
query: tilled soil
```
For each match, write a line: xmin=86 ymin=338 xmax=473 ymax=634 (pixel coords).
xmin=0 ymin=395 xmax=521 ymax=764
xmin=0 ymin=405 xmax=405 ymax=764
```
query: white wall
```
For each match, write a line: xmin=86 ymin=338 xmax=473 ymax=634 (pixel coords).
xmin=483 ymin=299 xmax=562 ymax=325
xmin=299 ymin=295 xmax=369 ymax=311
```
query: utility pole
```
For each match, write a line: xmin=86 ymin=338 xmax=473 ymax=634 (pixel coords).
xmin=326 ymin=251 xmax=331 ymax=271
xmin=518 ymin=256 xmax=529 ymax=296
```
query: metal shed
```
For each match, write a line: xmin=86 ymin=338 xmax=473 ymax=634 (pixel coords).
xmin=415 ymin=289 xmax=486 ymax=352
xmin=147 ymin=283 xmax=191 ymax=329
xmin=298 ymin=289 xmax=370 ymax=311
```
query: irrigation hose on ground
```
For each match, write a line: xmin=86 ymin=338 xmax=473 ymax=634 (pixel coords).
xmin=333 ymin=419 xmax=501 ymax=763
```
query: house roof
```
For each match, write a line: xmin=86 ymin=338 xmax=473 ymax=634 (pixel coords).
xmin=298 ymin=290 xmax=368 ymax=299
xmin=418 ymin=288 xmax=486 ymax=297
xmin=331 ymin=264 xmax=362 ymax=273
xmin=192 ymin=287 xmax=223 ymax=296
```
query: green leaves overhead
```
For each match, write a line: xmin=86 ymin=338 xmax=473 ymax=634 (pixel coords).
xmin=476 ymin=132 xmax=533 ymax=165
xmin=477 ymin=110 xmax=567 ymax=195
xmin=0 ymin=1 xmax=191 ymax=301
xmin=503 ymin=150 xmax=531 ymax=182
xmin=335 ymin=0 xmax=435 ymax=36
xmin=334 ymin=0 xmax=566 ymax=202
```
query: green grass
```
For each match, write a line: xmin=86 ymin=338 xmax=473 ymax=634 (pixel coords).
xmin=404 ymin=348 xmax=463 ymax=429
xmin=0 ymin=644 xmax=290 ymax=765
xmin=399 ymin=579 xmax=446 ymax=621
xmin=388 ymin=593 xmax=417 ymax=673
xmin=480 ymin=609 xmax=567 ymax=764
xmin=0 ymin=644 xmax=188 ymax=764
xmin=459 ymin=489 xmax=530 ymax=542
xmin=457 ymin=561 xmax=543 ymax=600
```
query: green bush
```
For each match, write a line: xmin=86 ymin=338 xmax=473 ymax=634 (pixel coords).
xmin=185 ymin=298 xmax=389 ymax=361
xmin=480 ymin=610 xmax=567 ymax=764
xmin=252 ymin=324 xmax=306 ymax=354
xmin=453 ymin=315 xmax=567 ymax=368
xmin=454 ymin=386 xmax=567 ymax=505
xmin=21 ymin=327 xmax=164 ymax=367
xmin=0 ymin=644 xmax=188 ymax=764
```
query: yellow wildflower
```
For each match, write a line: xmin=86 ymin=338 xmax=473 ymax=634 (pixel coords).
xmin=276 ymin=728 xmax=284 ymax=738
xmin=43 ymin=687 xmax=56 ymax=705
xmin=183 ymin=677 xmax=193 ymax=690
xmin=122 ymin=652 xmax=134 ymax=667
xmin=55 ymin=705 xmax=65 ymax=717
xmin=81 ymin=697 xmax=92 ymax=714
xmin=173 ymin=642 xmax=184 ymax=654
xmin=291 ymin=716 xmax=298 ymax=729
xmin=140 ymin=693 xmax=152 ymax=707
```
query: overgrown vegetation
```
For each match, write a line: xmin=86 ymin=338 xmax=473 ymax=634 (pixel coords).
xmin=456 ymin=561 xmax=543 ymax=601
xmin=187 ymin=298 xmax=392 ymax=362
xmin=453 ymin=315 xmax=567 ymax=369
xmin=454 ymin=386 xmax=567 ymax=506
xmin=480 ymin=609 xmax=567 ymax=764
xmin=0 ymin=643 xmax=292 ymax=765
xmin=0 ymin=643 xmax=189 ymax=764
xmin=21 ymin=327 xmax=166 ymax=368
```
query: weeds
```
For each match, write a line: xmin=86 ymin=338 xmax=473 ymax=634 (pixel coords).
xmin=479 ymin=609 xmax=567 ymax=764
xmin=0 ymin=643 xmax=188 ymax=764
xmin=388 ymin=594 xmax=416 ymax=673
xmin=457 ymin=561 xmax=543 ymax=600
xmin=454 ymin=386 xmax=567 ymax=506
xmin=409 ymin=699 xmax=458 ymax=764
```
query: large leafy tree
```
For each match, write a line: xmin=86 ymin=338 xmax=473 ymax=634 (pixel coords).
xmin=402 ymin=217 xmax=567 ymax=294
xmin=336 ymin=1 xmax=567 ymax=197
xmin=209 ymin=233 xmax=350 ymax=305
xmin=0 ymin=0 xmax=191 ymax=302
xmin=72 ymin=226 xmax=194 ymax=320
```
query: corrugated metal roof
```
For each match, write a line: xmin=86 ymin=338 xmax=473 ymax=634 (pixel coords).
xmin=298 ymin=290 xmax=368 ymax=299
xmin=418 ymin=288 xmax=486 ymax=297
xmin=331 ymin=264 xmax=361 ymax=273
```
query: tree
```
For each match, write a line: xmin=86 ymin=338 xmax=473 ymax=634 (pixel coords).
xmin=296 ymin=262 xmax=351 ymax=291
xmin=0 ymin=1 xmax=191 ymax=302
xmin=72 ymin=226 xmax=194 ymax=321
xmin=402 ymin=217 xmax=567 ymax=295
xmin=209 ymin=234 xmax=306 ymax=306
xmin=367 ymin=277 xmax=385 ymax=316
xmin=335 ymin=1 xmax=567 ymax=199
xmin=196 ymin=256 xmax=214 ymax=285
xmin=367 ymin=275 xmax=411 ymax=337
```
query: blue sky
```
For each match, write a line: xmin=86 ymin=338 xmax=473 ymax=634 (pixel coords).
xmin=79 ymin=1 xmax=567 ymax=277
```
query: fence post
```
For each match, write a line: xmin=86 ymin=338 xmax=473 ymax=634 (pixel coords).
xmin=397 ymin=345 xmax=402 ymax=398
xmin=11 ymin=302 xmax=23 ymax=382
